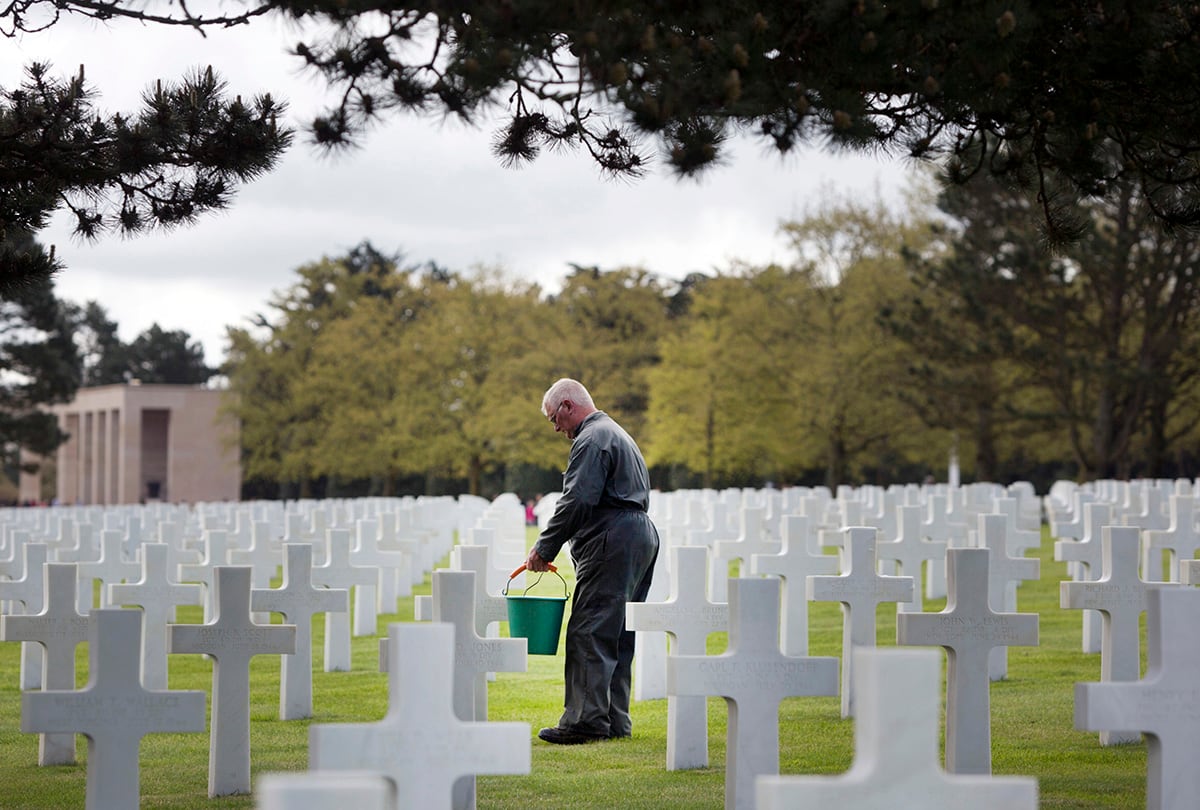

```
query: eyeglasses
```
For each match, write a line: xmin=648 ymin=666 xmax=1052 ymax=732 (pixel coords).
xmin=547 ymin=401 xmax=567 ymax=424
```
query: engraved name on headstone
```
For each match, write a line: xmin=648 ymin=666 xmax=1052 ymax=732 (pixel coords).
xmin=20 ymin=609 xmax=206 ymax=810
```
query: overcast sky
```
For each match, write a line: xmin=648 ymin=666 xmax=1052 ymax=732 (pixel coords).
xmin=4 ymin=11 xmax=916 ymax=366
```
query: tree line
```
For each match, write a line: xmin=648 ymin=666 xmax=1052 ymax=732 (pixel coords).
xmin=224 ymin=171 xmax=1200 ymax=501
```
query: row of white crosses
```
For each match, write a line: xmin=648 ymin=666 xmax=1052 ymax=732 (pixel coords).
xmin=628 ymin=485 xmax=1046 ymax=810
xmin=1048 ymin=480 xmax=1200 ymax=809
xmin=0 ymin=494 xmax=480 ymax=806
xmin=1 ymin=561 xmax=299 ymax=805
xmin=634 ymin=479 xmax=1200 ymax=810
xmin=635 ymin=482 xmax=1043 ymax=702
xmin=0 ymin=495 xmax=532 ymax=810
xmin=5 ymin=565 xmax=532 ymax=810
xmin=271 ymin=522 xmax=532 ymax=810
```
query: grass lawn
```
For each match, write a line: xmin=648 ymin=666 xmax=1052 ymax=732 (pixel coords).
xmin=0 ymin=524 xmax=1149 ymax=808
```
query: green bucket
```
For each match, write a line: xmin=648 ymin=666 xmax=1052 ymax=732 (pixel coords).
xmin=505 ymin=565 xmax=569 ymax=655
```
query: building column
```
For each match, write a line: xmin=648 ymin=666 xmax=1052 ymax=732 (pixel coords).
xmin=109 ymin=408 xmax=120 ymax=506
xmin=118 ymin=404 xmax=141 ymax=503
xmin=94 ymin=409 xmax=107 ymax=505
xmin=82 ymin=411 xmax=95 ymax=505
xmin=56 ymin=411 xmax=79 ymax=505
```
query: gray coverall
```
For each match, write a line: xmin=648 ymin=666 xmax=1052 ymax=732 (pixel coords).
xmin=532 ymin=410 xmax=660 ymax=738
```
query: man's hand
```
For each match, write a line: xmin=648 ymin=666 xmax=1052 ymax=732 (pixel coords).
xmin=526 ymin=547 xmax=551 ymax=572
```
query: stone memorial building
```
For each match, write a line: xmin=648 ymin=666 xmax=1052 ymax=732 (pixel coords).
xmin=20 ymin=383 xmax=240 ymax=505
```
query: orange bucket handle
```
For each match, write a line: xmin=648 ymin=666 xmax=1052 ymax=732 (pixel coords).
xmin=505 ymin=563 xmax=568 ymax=597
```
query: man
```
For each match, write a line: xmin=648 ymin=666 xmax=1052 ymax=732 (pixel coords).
xmin=526 ymin=378 xmax=660 ymax=744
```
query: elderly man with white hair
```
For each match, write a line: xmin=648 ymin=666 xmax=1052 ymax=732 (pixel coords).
xmin=526 ymin=378 xmax=660 ymax=745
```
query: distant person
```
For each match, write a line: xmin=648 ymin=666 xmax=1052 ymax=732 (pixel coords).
xmin=525 ymin=378 xmax=660 ymax=744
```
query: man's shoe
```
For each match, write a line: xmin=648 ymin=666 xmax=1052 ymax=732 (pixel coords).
xmin=538 ymin=726 xmax=606 ymax=745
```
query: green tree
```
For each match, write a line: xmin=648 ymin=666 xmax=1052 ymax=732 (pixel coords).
xmin=224 ymin=242 xmax=410 ymax=496
xmin=68 ymin=301 xmax=129 ymax=386
xmin=67 ymin=304 xmax=214 ymax=386
xmin=293 ymin=259 xmax=450 ymax=496
xmin=883 ymin=176 xmax=1060 ymax=482
xmin=0 ymin=230 xmax=80 ymax=485
xmin=778 ymin=195 xmax=941 ymax=487
xmin=896 ymin=170 xmax=1200 ymax=481
xmin=125 ymin=324 xmax=214 ymax=384
xmin=645 ymin=269 xmax=803 ymax=486
xmin=547 ymin=266 xmax=670 ymax=442
xmin=1 ymin=57 xmax=290 ymax=291
xmin=393 ymin=268 xmax=557 ymax=495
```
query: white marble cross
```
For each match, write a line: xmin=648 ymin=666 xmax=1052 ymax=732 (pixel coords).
xmin=632 ymin=538 xmax=671 ymax=702
xmin=75 ymin=529 xmax=140 ymax=614
xmin=310 ymin=622 xmax=530 ymax=810
xmin=228 ymin=519 xmax=282 ymax=593
xmin=0 ymin=541 xmax=48 ymax=690
xmin=450 ymin=544 xmax=513 ymax=635
xmin=256 ymin=771 xmax=396 ymax=810
xmin=710 ymin=506 xmax=777 ymax=602
xmin=921 ymin=492 xmax=956 ymax=600
xmin=1054 ymin=501 xmax=1111 ymax=654
xmin=978 ymin=513 xmax=1040 ymax=681
xmin=897 ymin=547 xmax=1039 ymax=774
xmin=1 ymin=562 xmax=90 ymax=764
xmin=0 ymin=527 xmax=30 ymax=581
xmin=20 ymin=609 xmax=206 ymax=810
xmin=874 ymin=505 xmax=946 ymax=614
xmin=431 ymin=569 xmax=527 ymax=722
xmin=177 ymin=529 xmax=234 ymax=622
xmin=107 ymin=542 xmax=204 ymax=691
xmin=994 ymin=496 xmax=1041 ymax=557
xmin=1060 ymin=525 xmax=1149 ymax=745
xmin=169 ymin=566 xmax=297 ymax=797
xmin=668 ymin=577 xmax=838 ymax=810
xmin=1075 ymin=585 xmax=1200 ymax=810
xmin=756 ymin=648 xmax=1038 ymax=810
xmin=750 ymin=514 xmax=838 ymax=657
xmin=807 ymin=526 xmax=914 ymax=717
xmin=627 ymin=545 xmax=729 ymax=771
xmin=251 ymin=543 xmax=349 ymax=720
xmin=1142 ymin=494 xmax=1200 ymax=582
xmin=432 ymin=570 xmax=527 ymax=810
xmin=350 ymin=519 xmax=406 ymax=635
xmin=313 ymin=527 xmax=377 ymax=672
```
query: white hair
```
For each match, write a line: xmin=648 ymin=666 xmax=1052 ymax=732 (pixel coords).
xmin=542 ymin=378 xmax=594 ymax=416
